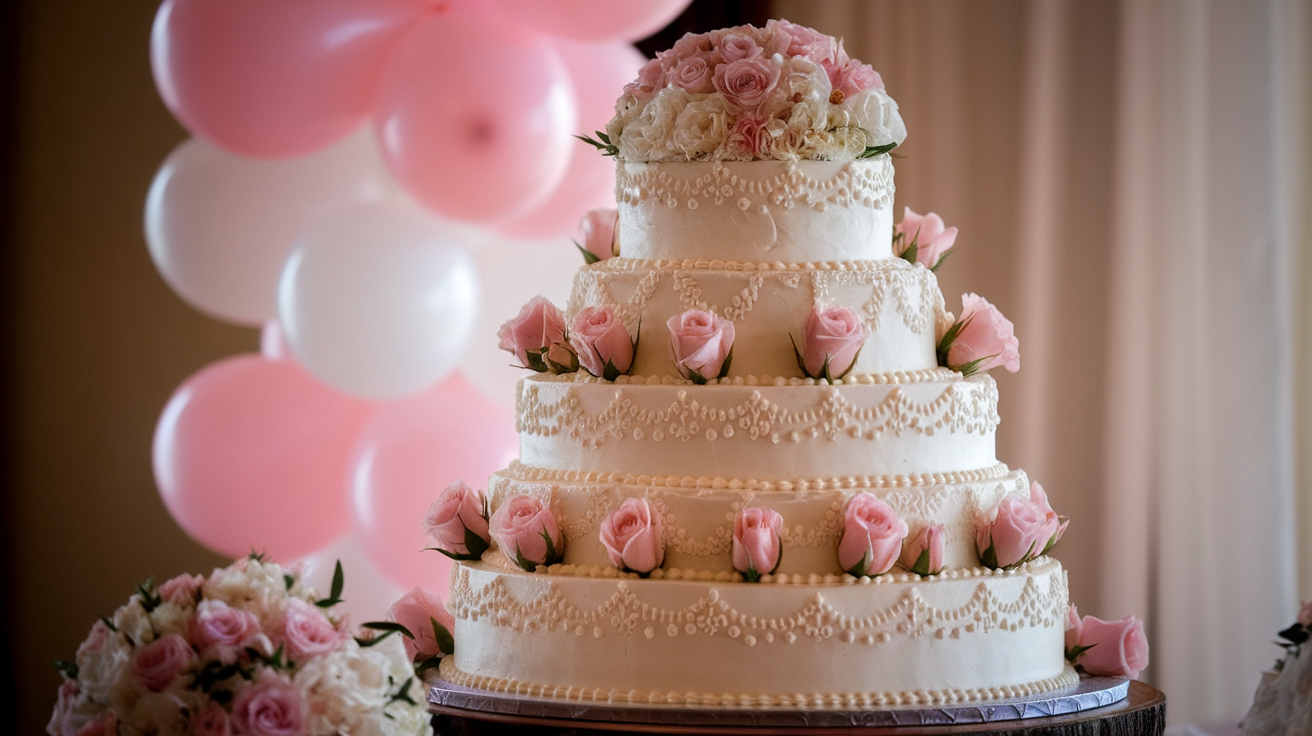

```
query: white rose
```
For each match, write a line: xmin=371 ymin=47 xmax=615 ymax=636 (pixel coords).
xmin=628 ymin=86 xmax=689 ymax=162
xmin=671 ymin=96 xmax=731 ymax=160
xmin=125 ymin=692 xmax=192 ymax=735
xmin=113 ymin=600 xmax=155 ymax=648
xmin=843 ymin=88 xmax=907 ymax=148
xmin=148 ymin=601 xmax=189 ymax=638
xmin=77 ymin=633 xmax=131 ymax=704
xmin=826 ymin=126 xmax=869 ymax=159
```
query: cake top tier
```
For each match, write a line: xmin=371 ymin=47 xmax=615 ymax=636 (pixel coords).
xmin=594 ymin=20 xmax=906 ymax=164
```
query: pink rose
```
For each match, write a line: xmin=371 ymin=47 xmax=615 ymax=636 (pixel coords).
xmin=667 ymin=309 xmax=735 ymax=383
xmin=837 ymin=493 xmax=908 ymax=577
xmin=388 ymin=586 xmax=456 ymax=662
xmin=943 ymin=293 xmax=1020 ymax=375
xmin=192 ymin=703 xmax=233 ymax=736
xmin=1065 ymin=604 xmax=1083 ymax=652
xmin=576 ymin=208 xmax=618 ymax=262
xmin=158 ymin=572 xmax=206 ymax=605
xmin=599 ymin=498 xmax=665 ymax=574
xmin=490 ymin=495 xmax=563 ymax=571
xmin=824 ymin=59 xmax=883 ymax=101
xmin=1072 ymin=614 xmax=1150 ymax=679
xmin=767 ymin=19 xmax=838 ymax=63
xmin=899 ymin=524 xmax=946 ymax=576
xmin=48 ymin=679 xmax=78 ymax=736
xmin=732 ymin=507 xmax=783 ymax=581
xmin=668 ymin=31 xmax=713 ymax=62
xmin=189 ymin=599 xmax=261 ymax=664
xmin=1029 ymin=481 xmax=1068 ymax=554
xmin=670 ymin=55 xmax=716 ymax=94
xmin=1298 ymin=601 xmax=1312 ymax=627
xmin=131 ymin=634 xmax=194 ymax=692
xmin=894 ymin=207 xmax=958 ymax=270
xmin=717 ymin=32 xmax=762 ymax=63
xmin=624 ymin=57 xmax=666 ymax=100
xmin=424 ymin=480 xmax=490 ymax=559
xmin=76 ymin=619 xmax=109 ymax=660
xmin=976 ymin=496 xmax=1049 ymax=569
xmin=280 ymin=598 xmax=343 ymax=660
xmin=799 ymin=304 xmax=867 ymax=379
xmin=73 ymin=720 xmax=108 ymax=736
xmin=498 ymin=295 xmax=569 ymax=373
xmin=725 ymin=112 xmax=772 ymax=158
xmin=232 ymin=677 xmax=304 ymax=736
xmin=713 ymin=57 xmax=781 ymax=109
xmin=571 ymin=306 xmax=634 ymax=379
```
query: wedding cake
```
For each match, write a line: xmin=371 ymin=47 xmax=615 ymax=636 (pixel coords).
xmin=429 ymin=20 xmax=1081 ymax=708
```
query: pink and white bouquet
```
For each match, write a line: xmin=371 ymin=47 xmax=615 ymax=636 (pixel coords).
xmin=48 ymin=555 xmax=435 ymax=736
xmin=581 ymin=20 xmax=906 ymax=163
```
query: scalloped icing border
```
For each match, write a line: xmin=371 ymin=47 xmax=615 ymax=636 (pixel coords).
xmin=617 ymin=158 xmax=894 ymax=214
xmin=544 ymin=367 xmax=960 ymax=387
xmin=597 ymin=256 xmax=910 ymax=273
xmin=437 ymin=658 xmax=1080 ymax=709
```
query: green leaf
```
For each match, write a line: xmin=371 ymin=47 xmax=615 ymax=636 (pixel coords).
xmin=425 ymin=546 xmax=483 ymax=562
xmin=930 ymin=249 xmax=954 ymax=273
xmin=99 ymin=615 xmax=118 ymax=633
xmin=856 ymin=141 xmax=898 ymax=159
xmin=742 ymin=566 xmax=761 ymax=584
xmin=541 ymin=528 xmax=562 ymax=565
xmin=53 ymin=659 xmax=78 ymax=679
xmin=790 ymin=334 xmax=810 ymax=377
xmin=952 ymin=354 xmax=994 ymax=378
xmin=980 ymin=540 xmax=999 ymax=570
xmin=247 ymin=549 xmax=268 ymax=563
xmin=363 ymin=621 xmax=415 ymax=639
xmin=355 ymin=630 xmax=397 ymax=648
xmin=135 ymin=578 xmax=162 ymax=613
xmin=1279 ymin=624 xmax=1309 ymax=645
xmin=388 ymin=677 xmax=418 ymax=707
xmin=573 ymin=132 xmax=619 ymax=157
xmin=845 ymin=551 xmax=871 ymax=578
xmin=910 ymin=548 xmax=932 ymax=576
xmin=432 ymin=617 xmax=455 ymax=655
xmin=315 ymin=561 xmax=345 ymax=608
xmin=1065 ymin=643 xmax=1096 ymax=663
xmin=602 ymin=358 xmax=622 ymax=382
xmin=574 ymin=240 xmax=602 ymax=265
xmin=414 ymin=655 xmax=444 ymax=674
xmin=718 ymin=347 xmax=734 ymax=379
xmin=464 ymin=527 xmax=490 ymax=559
xmin=897 ymin=234 xmax=920 ymax=266
xmin=686 ymin=368 xmax=709 ymax=385
xmin=544 ymin=341 xmax=579 ymax=374
xmin=513 ymin=546 xmax=538 ymax=573
xmin=524 ymin=348 xmax=551 ymax=373
xmin=283 ymin=573 xmax=295 ymax=591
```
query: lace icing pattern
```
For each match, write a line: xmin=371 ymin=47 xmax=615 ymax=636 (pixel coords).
xmin=617 ymin=159 xmax=894 ymax=212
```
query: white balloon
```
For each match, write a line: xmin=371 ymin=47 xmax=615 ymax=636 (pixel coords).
xmin=461 ymin=233 xmax=581 ymax=408
xmin=145 ymin=129 xmax=392 ymax=325
xmin=296 ymin=535 xmax=409 ymax=624
xmin=279 ymin=200 xmax=479 ymax=399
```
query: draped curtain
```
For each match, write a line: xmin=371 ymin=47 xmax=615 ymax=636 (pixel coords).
xmin=773 ymin=0 xmax=1310 ymax=725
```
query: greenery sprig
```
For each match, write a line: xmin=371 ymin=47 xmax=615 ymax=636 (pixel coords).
xmin=575 ymin=131 xmax=619 ymax=157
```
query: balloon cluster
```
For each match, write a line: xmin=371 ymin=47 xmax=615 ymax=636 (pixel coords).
xmin=143 ymin=0 xmax=687 ymax=603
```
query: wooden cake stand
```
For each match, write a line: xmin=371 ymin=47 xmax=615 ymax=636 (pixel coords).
xmin=427 ymin=675 xmax=1165 ymax=735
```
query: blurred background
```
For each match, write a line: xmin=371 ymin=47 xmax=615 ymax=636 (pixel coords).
xmin=0 ymin=0 xmax=1308 ymax=733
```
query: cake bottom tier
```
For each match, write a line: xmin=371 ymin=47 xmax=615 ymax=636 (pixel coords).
xmin=443 ymin=557 xmax=1075 ymax=708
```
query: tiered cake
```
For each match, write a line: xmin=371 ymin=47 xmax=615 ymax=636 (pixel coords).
xmin=434 ymin=20 xmax=1076 ymax=707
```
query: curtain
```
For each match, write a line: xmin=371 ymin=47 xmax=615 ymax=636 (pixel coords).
xmin=773 ymin=0 xmax=1309 ymax=725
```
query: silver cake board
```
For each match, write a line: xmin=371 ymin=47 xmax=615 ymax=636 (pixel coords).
xmin=426 ymin=674 xmax=1129 ymax=729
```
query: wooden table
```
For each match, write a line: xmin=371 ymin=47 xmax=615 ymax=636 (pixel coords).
xmin=429 ymin=680 xmax=1165 ymax=735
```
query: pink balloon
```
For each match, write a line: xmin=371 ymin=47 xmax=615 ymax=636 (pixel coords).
xmin=373 ymin=9 xmax=577 ymax=224
xmin=151 ymin=0 xmax=433 ymax=158
xmin=350 ymin=375 xmax=517 ymax=589
xmin=497 ymin=41 xmax=646 ymax=239
xmin=487 ymin=0 xmax=691 ymax=42
xmin=154 ymin=354 xmax=376 ymax=560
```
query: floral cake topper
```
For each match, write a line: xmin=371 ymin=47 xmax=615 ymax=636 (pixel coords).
xmin=580 ymin=20 xmax=906 ymax=163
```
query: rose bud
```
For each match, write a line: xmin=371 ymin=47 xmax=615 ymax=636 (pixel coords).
xmin=795 ymin=304 xmax=867 ymax=380
xmin=544 ymin=339 xmax=579 ymax=374
xmin=1064 ymin=604 xmax=1083 ymax=653
xmin=388 ymin=586 xmax=456 ymax=661
xmin=894 ymin=207 xmax=958 ymax=271
xmin=667 ymin=309 xmax=735 ymax=383
xmin=1028 ymin=481 xmax=1068 ymax=554
xmin=571 ymin=306 xmax=634 ymax=380
xmin=497 ymin=295 xmax=568 ymax=373
xmin=732 ymin=507 xmax=783 ymax=582
xmin=599 ymin=498 xmax=665 ymax=574
xmin=898 ymin=524 xmax=945 ymax=576
xmin=837 ymin=493 xmax=908 ymax=577
xmin=575 ymin=208 xmax=618 ymax=263
xmin=423 ymin=481 xmax=490 ymax=561
xmin=1072 ymin=614 xmax=1150 ymax=679
xmin=490 ymin=495 xmax=564 ymax=571
xmin=938 ymin=293 xmax=1020 ymax=376
xmin=976 ymin=496 xmax=1049 ymax=569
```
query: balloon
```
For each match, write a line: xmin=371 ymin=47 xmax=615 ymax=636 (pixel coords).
xmin=145 ymin=132 xmax=391 ymax=326
xmin=153 ymin=354 xmax=376 ymax=560
xmin=460 ymin=234 xmax=579 ymax=409
xmin=497 ymin=41 xmax=646 ymax=239
xmin=350 ymin=375 xmax=518 ymax=589
xmin=373 ymin=8 xmax=577 ymax=224
xmin=297 ymin=535 xmax=409 ymax=624
xmin=279 ymin=201 xmax=480 ymax=400
xmin=151 ymin=0 xmax=433 ymax=158
xmin=487 ymin=0 xmax=692 ymax=42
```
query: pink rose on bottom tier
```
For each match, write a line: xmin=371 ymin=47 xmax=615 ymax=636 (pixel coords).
xmin=599 ymin=498 xmax=665 ymax=574
xmin=898 ymin=524 xmax=945 ymax=576
xmin=837 ymin=493 xmax=908 ymax=577
xmin=1067 ymin=611 xmax=1150 ymax=679
xmin=732 ymin=507 xmax=783 ymax=582
xmin=388 ymin=586 xmax=456 ymax=661
xmin=423 ymin=480 xmax=490 ymax=560
xmin=490 ymin=495 xmax=563 ymax=571
xmin=667 ymin=309 xmax=735 ymax=383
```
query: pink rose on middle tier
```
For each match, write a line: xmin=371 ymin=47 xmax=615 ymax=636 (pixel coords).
xmin=576 ymin=208 xmax=617 ymax=263
xmin=798 ymin=304 xmax=867 ymax=380
xmin=1028 ymin=481 xmax=1069 ymax=554
xmin=941 ymin=293 xmax=1020 ymax=375
xmin=571 ymin=306 xmax=634 ymax=380
xmin=130 ymin=634 xmax=195 ymax=693
xmin=280 ymin=598 xmax=344 ymax=660
xmin=497 ymin=295 xmax=568 ymax=373
xmin=837 ymin=493 xmax=908 ymax=577
xmin=388 ymin=586 xmax=455 ymax=661
xmin=713 ymin=56 xmax=781 ymax=109
xmin=599 ymin=498 xmax=665 ymax=574
xmin=976 ymin=495 xmax=1054 ymax=569
xmin=898 ymin=524 xmax=946 ymax=576
xmin=423 ymin=480 xmax=490 ymax=560
xmin=732 ymin=507 xmax=783 ymax=582
xmin=667 ymin=309 xmax=735 ymax=383
xmin=189 ymin=599 xmax=262 ymax=664
xmin=894 ymin=207 xmax=958 ymax=270
xmin=490 ymin=495 xmax=564 ymax=571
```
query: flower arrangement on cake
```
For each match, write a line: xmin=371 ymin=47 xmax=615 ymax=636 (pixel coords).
xmin=47 ymin=554 xmax=443 ymax=736
xmin=578 ymin=20 xmax=906 ymax=163
xmin=1239 ymin=601 xmax=1312 ymax=735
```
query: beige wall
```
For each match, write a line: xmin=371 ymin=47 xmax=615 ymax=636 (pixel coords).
xmin=9 ymin=1 xmax=237 ymax=731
